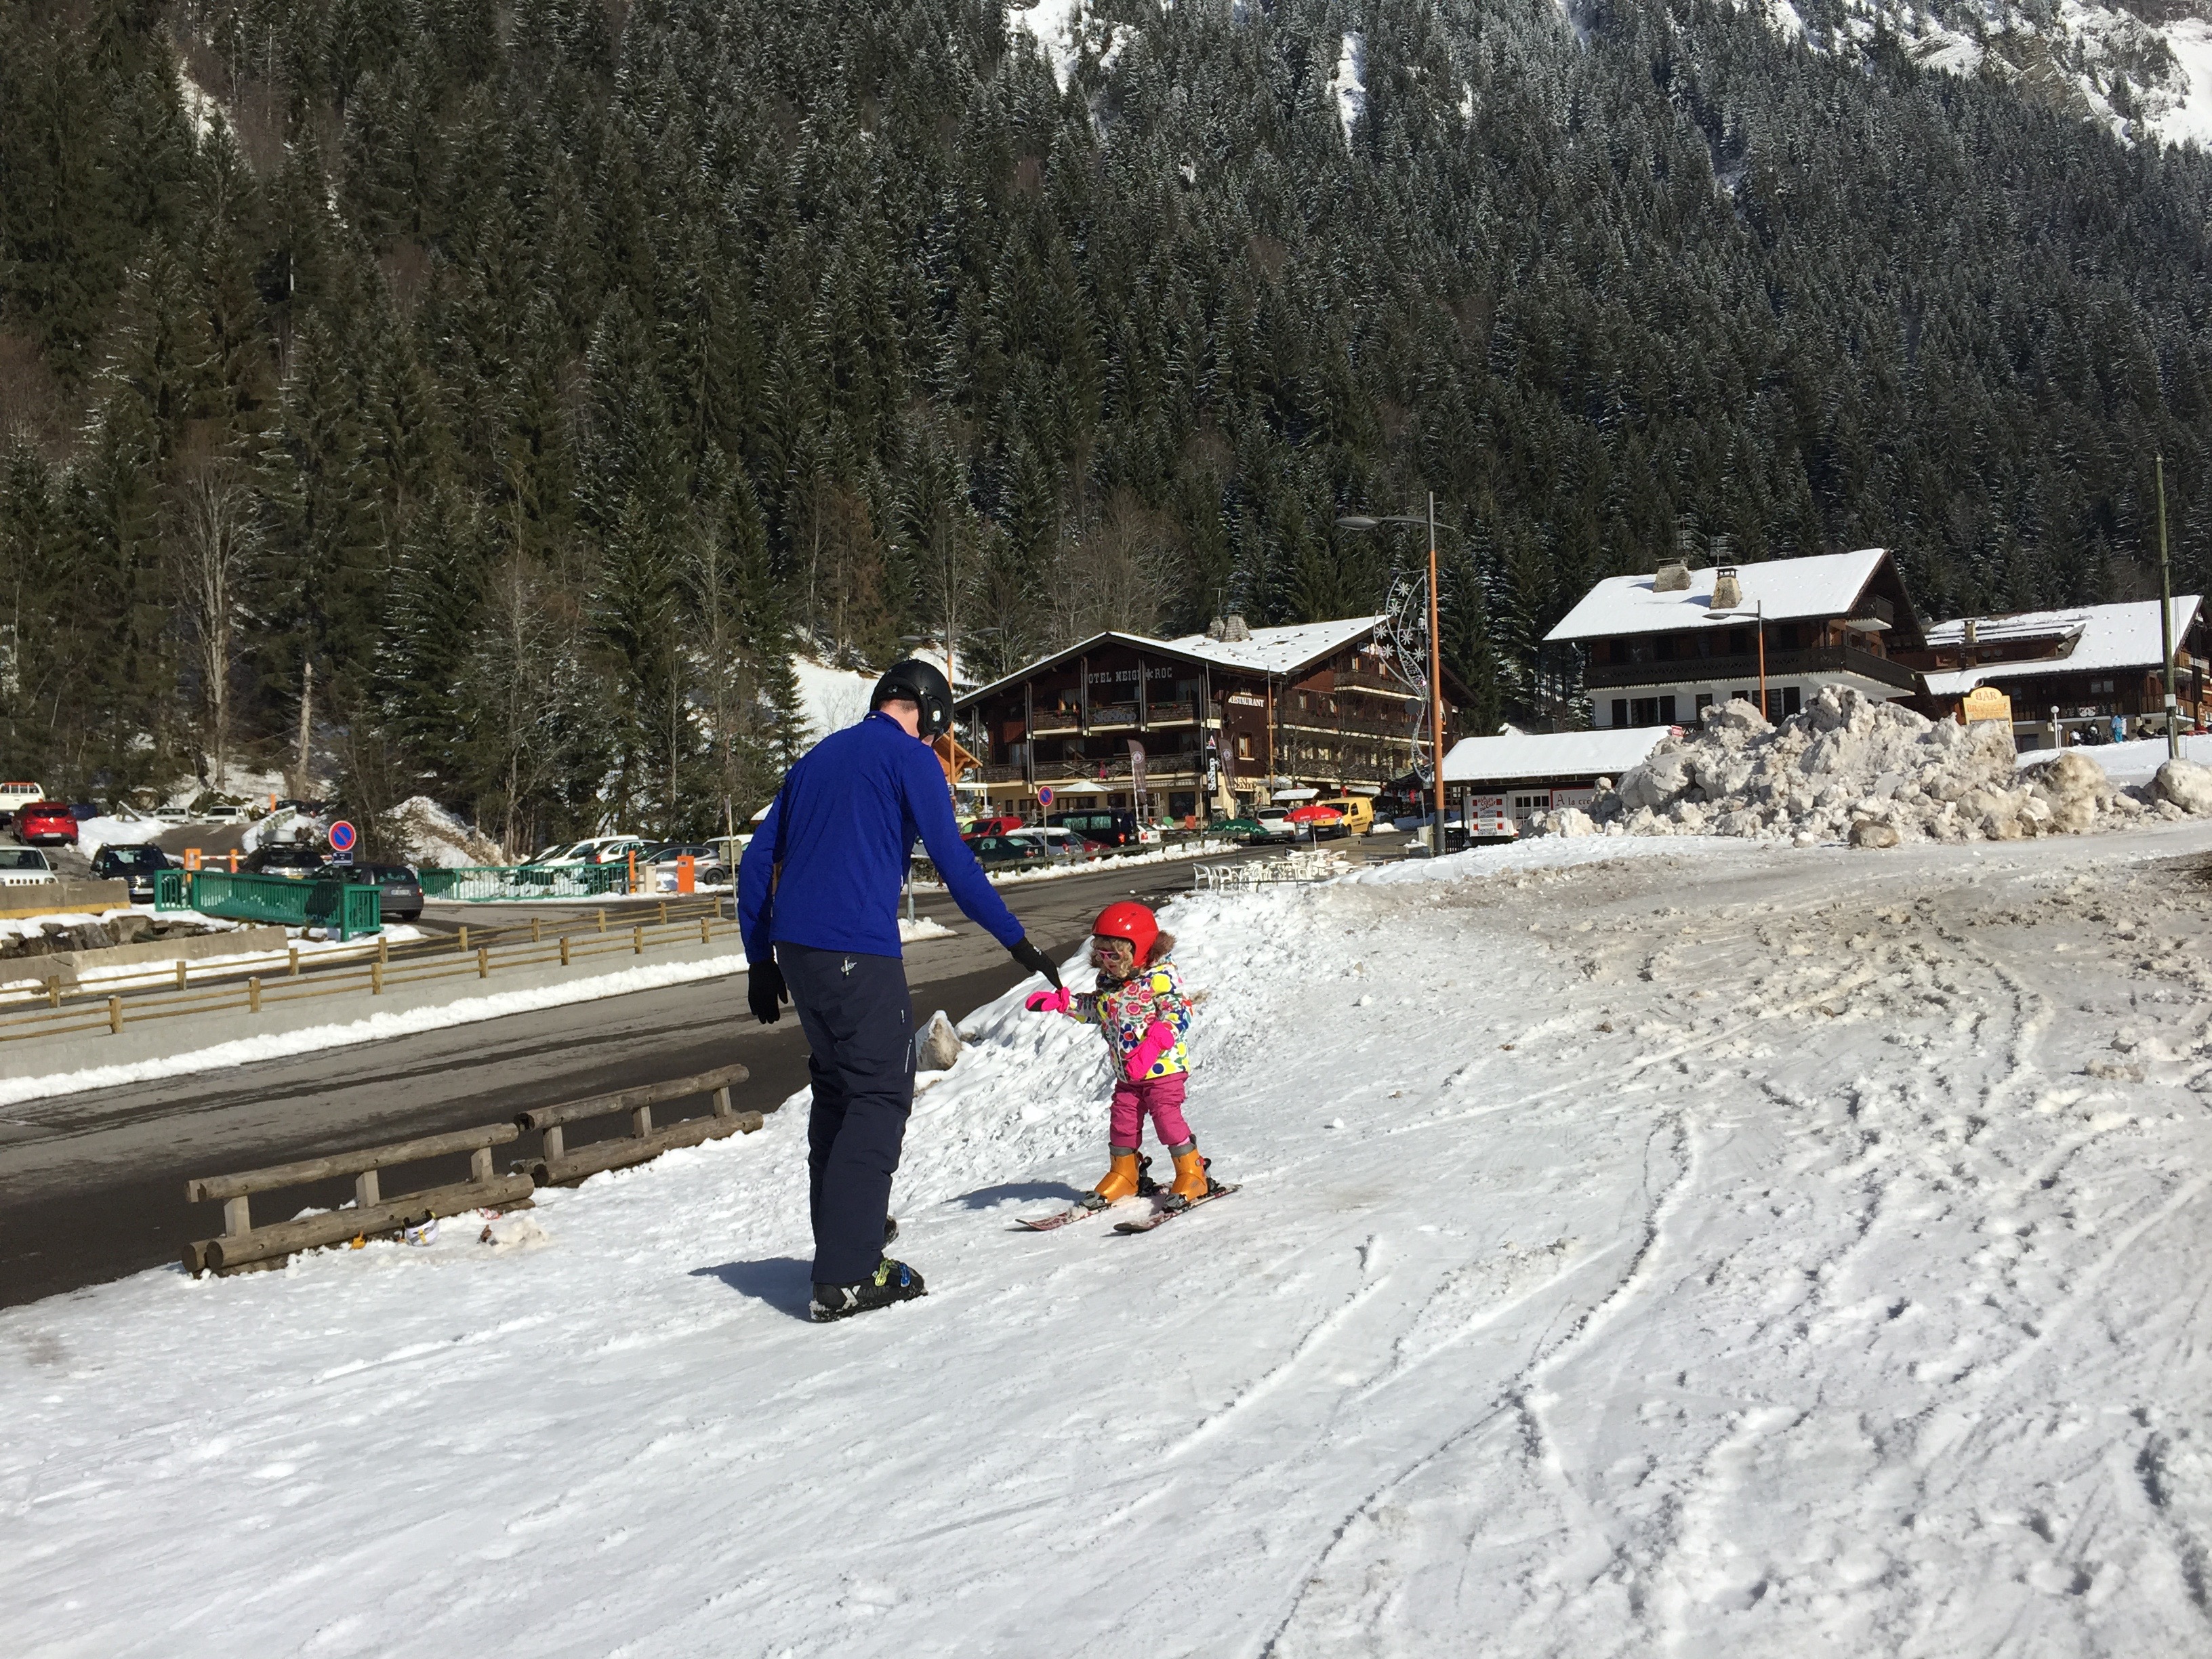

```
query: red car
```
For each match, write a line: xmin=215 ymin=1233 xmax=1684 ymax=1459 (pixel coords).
xmin=1284 ymin=804 xmax=1347 ymax=840
xmin=968 ymin=814 xmax=1028 ymax=836
xmin=15 ymin=800 xmax=79 ymax=846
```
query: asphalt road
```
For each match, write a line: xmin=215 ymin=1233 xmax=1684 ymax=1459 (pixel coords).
xmin=0 ymin=850 xmax=1286 ymax=1307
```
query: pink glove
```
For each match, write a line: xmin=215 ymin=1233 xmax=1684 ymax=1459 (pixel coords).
xmin=1125 ymin=1021 xmax=1176 ymax=1080
xmin=1025 ymin=988 xmax=1071 ymax=1014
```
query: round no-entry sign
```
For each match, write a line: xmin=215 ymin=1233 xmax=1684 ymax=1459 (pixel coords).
xmin=1038 ymin=786 xmax=1054 ymax=808
xmin=328 ymin=819 xmax=358 ymax=854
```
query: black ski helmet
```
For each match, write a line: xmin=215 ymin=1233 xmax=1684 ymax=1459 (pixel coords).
xmin=872 ymin=657 xmax=956 ymax=737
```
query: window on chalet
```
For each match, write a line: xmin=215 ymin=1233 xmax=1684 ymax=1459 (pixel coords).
xmin=1237 ymin=735 xmax=1252 ymax=759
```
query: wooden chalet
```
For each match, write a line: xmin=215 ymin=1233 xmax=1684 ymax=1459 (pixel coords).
xmin=1547 ymin=549 xmax=1925 ymax=729
xmin=954 ymin=615 xmax=1467 ymax=820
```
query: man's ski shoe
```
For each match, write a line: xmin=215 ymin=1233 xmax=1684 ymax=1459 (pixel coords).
xmin=811 ymin=1258 xmax=926 ymax=1323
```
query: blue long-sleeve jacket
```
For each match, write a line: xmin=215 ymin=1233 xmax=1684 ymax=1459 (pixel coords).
xmin=738 ymin=711 xmax=1026 ymax=962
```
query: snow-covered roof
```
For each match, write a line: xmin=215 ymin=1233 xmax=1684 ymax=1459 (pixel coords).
xmin=1543 ymin=550 xmax=1893 ymax=643
xmin=1441 ymin=726 xmax=1669 ymax=785
xmin=1158 ymin=615 xmax=1382 ymax=675
xmin=1920 ymin=596 xmax=2203 ymax=696
xmin=958 ymin=617 xmax=1384 ymax=706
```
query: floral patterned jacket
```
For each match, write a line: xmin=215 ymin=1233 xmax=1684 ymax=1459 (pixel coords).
xmin=1067 ymin=958 xmax=1191 ymax=1080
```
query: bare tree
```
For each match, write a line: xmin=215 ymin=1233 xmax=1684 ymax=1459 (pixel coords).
xmin=171 ymin=461 xmax=260 ymax=790
xmin=466 ymin=552 xmax=571 ymax=855
xmin=1042 ymin=489 xmax=1181 ymax=645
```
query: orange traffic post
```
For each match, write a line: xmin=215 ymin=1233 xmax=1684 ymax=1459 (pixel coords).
xmin=228 ymin=849 xmax=240 ymax=873
xmin=184 ymin=847 xmax=201 ymax=872
xmin=628 ymin=849 xmax=638 ymax=895
xmin=677 ymin=855 xmax=696 ymax=895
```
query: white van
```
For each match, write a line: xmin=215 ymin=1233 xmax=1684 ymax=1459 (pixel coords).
xmin=0 ymin=781 xmax=44 ymax=815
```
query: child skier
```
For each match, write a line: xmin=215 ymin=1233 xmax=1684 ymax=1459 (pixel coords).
xmin=1025 ymin=901 xmax=1221 ymax=1211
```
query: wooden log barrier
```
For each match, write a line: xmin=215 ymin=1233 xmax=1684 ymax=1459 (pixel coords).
xmin=516 ymin=1061 xmax=758 ymax=1187
xmin=183 ymin=1122 xmax=527 ymax=1274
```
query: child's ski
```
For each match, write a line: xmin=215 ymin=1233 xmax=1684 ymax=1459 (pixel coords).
xmin=1015 ymin=1197 xmax=1155 ymax=1231
xmin=1112 ymin=1183 xmax=1239 ymax=1234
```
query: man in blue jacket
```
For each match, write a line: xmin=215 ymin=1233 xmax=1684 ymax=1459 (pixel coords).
xmin=739 ymin=658 xmax=1061 ymax=1322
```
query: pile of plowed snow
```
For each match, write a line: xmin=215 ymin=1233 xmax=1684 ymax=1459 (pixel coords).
xmin=1534 ymin=685 xmax=2212 ymax=845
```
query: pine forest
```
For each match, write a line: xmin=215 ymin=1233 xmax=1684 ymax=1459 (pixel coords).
xmin=4 ymin=0 xmax=2211 ymax=848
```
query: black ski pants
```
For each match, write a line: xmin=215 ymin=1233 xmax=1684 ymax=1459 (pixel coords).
xmin=779 ymin=942 xmax=914 ymax=1286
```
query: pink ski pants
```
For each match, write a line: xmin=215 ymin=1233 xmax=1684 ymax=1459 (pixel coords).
xmin=1110 ymin=1073 xmax=1193 ymax=1149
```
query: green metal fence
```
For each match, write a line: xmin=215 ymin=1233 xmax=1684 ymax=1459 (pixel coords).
xmin=416 ymin=863 xmax=633 ymax=902
xmin=161 ymin=871 xmax=383 ymax=940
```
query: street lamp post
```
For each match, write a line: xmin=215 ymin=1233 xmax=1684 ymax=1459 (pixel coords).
xmin=1337 ymin=495 xmax=1452 ymax=855
xmin=1702 ymin=598 xmax=1767 ymax=721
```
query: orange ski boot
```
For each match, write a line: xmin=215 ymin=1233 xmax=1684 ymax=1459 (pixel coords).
xmin=1164 ymin=1140 xmax=1215 ymax=1210
xmin=1082 ymin=1146 xmax=1145 ymax=1210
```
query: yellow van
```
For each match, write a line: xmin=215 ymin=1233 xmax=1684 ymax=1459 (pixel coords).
xmin=1315 ymin=796 xmax=1376 ymax=834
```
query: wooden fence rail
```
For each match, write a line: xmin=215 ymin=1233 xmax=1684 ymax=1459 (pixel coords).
xmin=182 ymin=1063 xmax=771 ymax=1275
xmin=0 ymin=901 xmax=735 ymax=1044
xmin=183 ymin=1122 xmax=532 ymax=1274
xmin=519 ymin=1061 xmax=758 ymax=1185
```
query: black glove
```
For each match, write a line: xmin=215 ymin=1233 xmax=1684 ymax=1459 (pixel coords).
xmin=747 ymin=958 xmax=790 ymax=1025
xmin=1007 ymin=935 xmax=1062 ymax=991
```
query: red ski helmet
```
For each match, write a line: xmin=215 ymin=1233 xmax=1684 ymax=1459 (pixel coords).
xmin=1092 ymin=901 xmax=1159 ymax=962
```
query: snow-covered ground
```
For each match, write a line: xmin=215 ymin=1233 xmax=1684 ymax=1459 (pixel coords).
xmin=10 ymin=825 xmax=2212 ymax=1654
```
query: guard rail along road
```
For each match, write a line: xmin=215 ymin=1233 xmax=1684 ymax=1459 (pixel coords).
xmin=0 ymin=897 xmax=730 ymax=1046
xmin=183 ymin=1061 xmax=760 ymax=1273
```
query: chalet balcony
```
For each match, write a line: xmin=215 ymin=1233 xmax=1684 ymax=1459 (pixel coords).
xmin=1582 ymin=645 xmax=1918 ymax=695
xmin=1031 ymin=709 xmax=1083 ymax=736
xmin=1088 ymin=703 xmax=1140 ymax=729
xmin=1034 ymin=754 xmax=1203 ymax=783
xmin=1143 ymin=701 xmax=1197 ymax=726
xmin=1332 ymin=670 xmax=1418 ymax=698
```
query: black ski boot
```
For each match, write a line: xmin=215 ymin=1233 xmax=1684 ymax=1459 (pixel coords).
xmin=884 ymin=1215 xmax=899 ymax=1246
xmin=811 ymin=1258 xmax=927 ymax=1323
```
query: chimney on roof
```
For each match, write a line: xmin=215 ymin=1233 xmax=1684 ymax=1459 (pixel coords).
xmin=1654 ymin=558 xmax=1692 ymax=592
xmin=1711 ymin=565 xmax=1743 ymax=611
xmin=1206 ymin=617 xmax=1225 ymax=640
xmin=1221 ymin=613 xmax=1251 ymax=642
xmin=1963 ymin=618 xmax=1978 ymax=648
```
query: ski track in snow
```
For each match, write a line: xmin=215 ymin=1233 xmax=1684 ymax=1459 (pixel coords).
xmin=9 ymin=827 xmax=2212 ymax=1654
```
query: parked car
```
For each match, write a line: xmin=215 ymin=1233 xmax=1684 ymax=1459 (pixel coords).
xmin=195 ymin=802 xmax=246 ymax=823
xmin=329 ymin=861 xmax=424 ymax=922
xmin=964 ymin=834 xmax=1051 ymax=870
xmin=529 ymin=835 xmax=650 ymax=867
xmin=1003 ymin=826 xmax=1097 ymax=863
xmin=1208 ymin=815 xmax=1296 ymax=846
xmin=1284 ymin=803 xmax=1347 ymax=839
xmin=91 ymin=843 xmax=173 ymax=902
xmin=68 ymin=800 xmax=103 ymax=821
xmin=967 ymin=814 xmax=1027 ymax=836
xmin=0 ymin=847 xmax=56 ymax=886
xmin=1312 ymin=796 xmax=1378 ymax=835
xmin=15 ymin=800 xmax=79 ymax=846
xmin=246 ymin=844 xmax=328 ymax=880
xmin=1046 ymin=808 xmax=1143 ymax=848
xmin=0 ymin=781 xmax=44 ymax=816
xmin=1254 ymin=806 xmax=1297 ymax=840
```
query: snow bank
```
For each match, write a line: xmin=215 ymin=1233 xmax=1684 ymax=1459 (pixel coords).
xmin=791 ymin=656 xmax=876 ymax=744
xmin=14 ymin=821 xmax=2212 ymax=1654
xmin=73 ymin=813 xmax=161 ymax=857
xmin=0 ymin=950 xmax=753 ymax=1105
xmin=390 ymin=796 xmax=504 ymax=868
xmin=1536 ymin=687 xmax=2203 ymax=846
